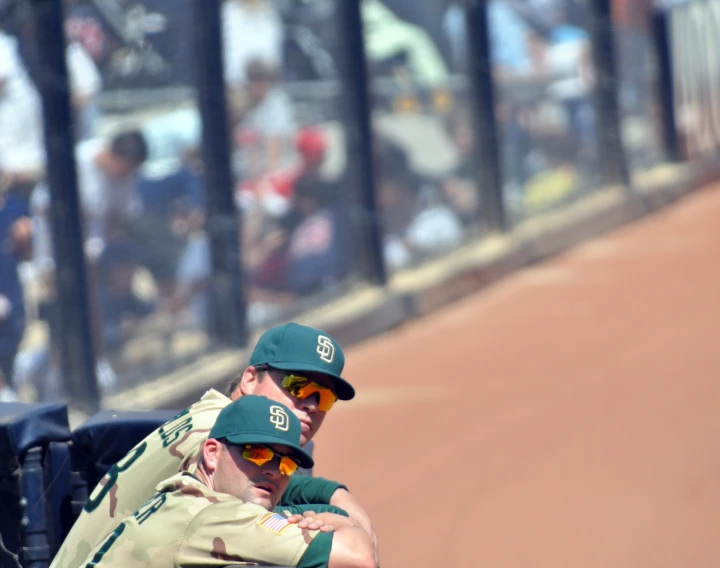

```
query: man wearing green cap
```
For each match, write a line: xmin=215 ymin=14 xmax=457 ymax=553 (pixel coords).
xmin=79 ymin=396 xmax=376 ymax=567
xmin=52 ymin=323 xmax=377 ymax=568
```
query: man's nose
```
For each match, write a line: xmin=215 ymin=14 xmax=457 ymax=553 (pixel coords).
xmin=298 ymin=392 xmax=320 ymax=412
xmin=263 ymin=465 xmax=281 ymax=481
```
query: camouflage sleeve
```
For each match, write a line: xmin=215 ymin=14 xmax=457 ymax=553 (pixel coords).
xmin=177 ymin=501 xmax=322 ymax=567
xmin=280 ymin=476 xmax=348 ymax=506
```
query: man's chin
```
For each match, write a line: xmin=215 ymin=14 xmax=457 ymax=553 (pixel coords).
xmin=251 ymin=495 xmax=277 ymax=510
xmin=300 ymin=430 xmax=316 ymax=446
xmin=249 ymin=486 xmax=279 ymax=510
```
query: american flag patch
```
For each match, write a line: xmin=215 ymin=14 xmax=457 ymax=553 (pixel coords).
xmin=258 ymin=513 xmax=290 ymax=534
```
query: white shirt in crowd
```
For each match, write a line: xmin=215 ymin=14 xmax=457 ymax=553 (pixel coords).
xmin=76 ymin=139 xmax=141 ymax=241
xmin=67 ymin=41 xmax=103 ymax=139
xmin=242 ymin=88 xmax=294 ymax=137
xmin=0 ymin=31 xmax=45 ymax=176
xmin=385 ymin=205 xmax=463 ymax=270
xmin=67 ymin=41 xmax=102 ymax=100
xmin=222 ymin=0 xmax=284 ymax=86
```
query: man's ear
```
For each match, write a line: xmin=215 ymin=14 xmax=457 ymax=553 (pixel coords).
xmin=202 ymin=438 xmax=222 ymax=474
xmin=236 ymin=367 xmax=261 ymax=398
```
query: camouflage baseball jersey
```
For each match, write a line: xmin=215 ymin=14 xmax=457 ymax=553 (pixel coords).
xmin=52 ymin=389 xmax=232 ymax=568
xmin=79 ymin=472 xmax=330 ymax=567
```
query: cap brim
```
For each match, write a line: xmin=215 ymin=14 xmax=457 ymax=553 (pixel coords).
xmin=268 ymin=362 xmax=355 ymax=400
xmin=223 ymin=433 xmax=314 ymax=469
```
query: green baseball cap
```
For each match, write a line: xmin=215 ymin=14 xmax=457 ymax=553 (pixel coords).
xmin=249 ymin=323 xmax=355 ymax=400
xmin=209 ymin=395 xmax=314 ymax=469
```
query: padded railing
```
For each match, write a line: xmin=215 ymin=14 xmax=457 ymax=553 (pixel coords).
xmin=0 ymin=403 xmax=174 ymax=568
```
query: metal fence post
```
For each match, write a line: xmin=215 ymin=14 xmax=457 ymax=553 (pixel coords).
xmin=464 ymin=0 xmax=507 ymax=233
xmin=192 ymin=0 xmax=247 ymax=346
xmin=335 ymin=0 xmax=387 ymax=287
xmin=29 ymin=0 xmax=99 ymax=414
xmin=651 ymin=3 xmax=680 ymax=162
xmin=587 ymin=0 xmax=631 ymax=188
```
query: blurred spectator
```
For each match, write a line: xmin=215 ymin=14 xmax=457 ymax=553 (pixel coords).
xmin=444 ymin=0 xmax=537 ymax=75
xmin=0 ymin=30 xmax=45 ymax=184
xmin=137 ymin=166 xmax=203 ymax=221
xmin=442 ymin=109 xmax=480 ymax=227
xmin=64 ymin=0 xmax=109 ymax=65
xmin=522 ymin=130 xmax=580 ymax=213
xmin=232 ymin=58 xmax=295 ymax=177
xmin=168 ymin=222 xmax=210 ymax=329
xmin=244 ymin=127 xmax=328 ymax=218
xmin=285 ymin=172 xmax=349 ymax=295
xmin=441 ymin=3 xmax=464 ymax=71
xmin=488 ymin=0 xmax=538 ymax=73
xmin=249 ymin=171 xmax=349 ymax=297
xmin=0 ymin=187 xmax=32 ymax=400
xmin=222 ymin=0 xmax=283 ymax=88
xmin=375 ymin=137 xmax=462 ymax=269
xmin=114 ymin=110 xmax=209 ymax=327
xmin=152 ymin=160 xmax=210 ymax=330
xmin=276 ymin=127 xmax=328 ymax=196
xmin=96 ymin=240 xmax=156 ymax=356
xmin=362 ymin=0 xmax=450 ymax=88
xmin=380 ymin=0 xmax=455 ymax=65
xmin=445 ymin=0 xmax=595 ymax=216
xmin=139 ymin=107 xmax=205 ymax=244
xmin=498 ymin=101 xmax=534 ymax=190
xmin=66 ymin=37 xmax=103 ymax=141
xmin=14 ymin=269 xmax=62 ymax=402
xmin=141 ymin=107 xmax=202 ymax=172
xmin=542 ymin=9 xmax=595 ymax=156
xmin=241 ymin=128 xmax=332 ymax=304
xmin=445 ymin=0 xmax=591 ymax=80
xmin=136 ymin=107 xmax=205 ymax=237
xmin=75 ymin=129 xmax=149 ymax=246
xmin=612 ymin=0 xmax=654 ymax=115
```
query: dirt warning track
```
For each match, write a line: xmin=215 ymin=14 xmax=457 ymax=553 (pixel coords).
xmin=313 ymin=184 xmax=720 ymax=567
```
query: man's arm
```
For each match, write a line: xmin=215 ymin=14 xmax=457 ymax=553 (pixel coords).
xmin=292 ymin=513 xmax=377 ymax=568
xmin=280 ymin=478 xmax=378 ymax=564
xmin=183 ymin=503 xmax=375 ymax=568
xmin=327 ymin=523 xmax=376 ymax=568
xmin=280 ymin=476 xmax=347 ymax=506
xmin=329 ymin=489 xmax=378 ymax=562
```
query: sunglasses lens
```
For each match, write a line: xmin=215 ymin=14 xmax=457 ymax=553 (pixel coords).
xmin=281 ymin=375 xmax=309 ymax=396
xmin=242 ymin=445 xmax=299 ymax=476
xmin=279 ymin=457 xmax=299 ymax=476
xmin=282 ymin=375 xmax=337 ymax=412
xmin=316 ymin=390 xmax=337 ymax=412
xmin=242 ymin=445 xmax=273 ymax=466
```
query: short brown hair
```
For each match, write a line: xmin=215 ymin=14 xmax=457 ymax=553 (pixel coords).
xmin=110 ymin=130 xmax=148 ymax=167
xmin=224 ymin=365 xmax=269 ymax=397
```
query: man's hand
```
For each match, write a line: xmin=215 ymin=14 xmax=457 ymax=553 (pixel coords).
xmin=286 ymin=511 xmax=358 ymax=533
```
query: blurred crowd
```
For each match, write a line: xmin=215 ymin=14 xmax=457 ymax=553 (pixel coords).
xmin=0 ymin=0 xmax=656 ymax=402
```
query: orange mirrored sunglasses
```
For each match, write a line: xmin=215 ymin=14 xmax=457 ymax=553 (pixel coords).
xmin=280 ymin=374 xmax=338 ymax=412
xmin=241 ymin=444 xmax=299 ymax=476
